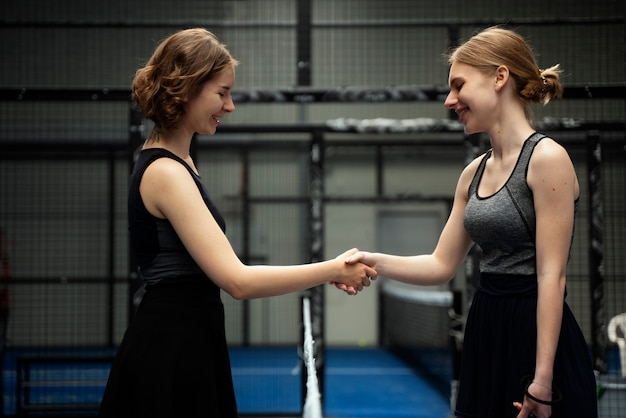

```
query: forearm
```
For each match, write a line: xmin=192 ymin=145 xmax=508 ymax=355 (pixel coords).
xmin=251 ymin=260 xmax=345 ymax=298
xmin=226 ymin=253 xmax=375 ymax=300
xmin=533 ymin=276 xmax=566 ymax=385
xmin=371 ymin=253 xmax=454 ymax=286
xmin=227 ymin=259 xmax=343 ymax=300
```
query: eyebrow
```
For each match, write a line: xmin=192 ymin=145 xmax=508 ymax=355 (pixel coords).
xmin=448 ymin=76 xmax=462 ymax=87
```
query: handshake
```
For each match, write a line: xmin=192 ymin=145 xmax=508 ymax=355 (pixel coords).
xmin=330 ymin=248 xmax=377 ymax=296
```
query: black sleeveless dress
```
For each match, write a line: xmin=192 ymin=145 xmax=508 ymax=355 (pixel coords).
xmin=454 ymin=133 xmax=597 ymax=417
xmin=99 ymin=149 xmax=238 ymax=418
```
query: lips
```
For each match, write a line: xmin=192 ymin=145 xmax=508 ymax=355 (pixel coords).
xmin=457 ymin=108 xmax=468 ymax=122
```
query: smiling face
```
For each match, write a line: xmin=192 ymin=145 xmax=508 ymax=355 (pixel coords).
xmin=445 ymin=61 xmax=499 ymax=135
xmin=183 ymin=65 xmax=236 ymax=136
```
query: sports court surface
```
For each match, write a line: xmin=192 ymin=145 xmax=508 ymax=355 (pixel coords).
xmin=5 ymin=345 xmax=622 ymax=417
xmin=4 ymin=345 xmax=452 ymax=417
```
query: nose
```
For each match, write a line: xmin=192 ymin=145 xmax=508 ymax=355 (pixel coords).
xmin=224 ymin=96 xmax=235 ymax=113
xmin=444 ymin=89 xmax=457 ymax=109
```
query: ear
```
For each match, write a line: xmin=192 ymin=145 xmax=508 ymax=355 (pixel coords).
xmin=494 ymin=65 xmax=510 ymax=91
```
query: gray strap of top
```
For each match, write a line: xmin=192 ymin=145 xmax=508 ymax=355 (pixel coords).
xmin=505 ymin=132 xmax=546 ymax=242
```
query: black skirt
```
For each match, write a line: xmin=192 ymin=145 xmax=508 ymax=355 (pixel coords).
xmin=99 ymin=279 xmax=238 ymax=418
xmin=454 ymin=274 xmax=597 ymax=418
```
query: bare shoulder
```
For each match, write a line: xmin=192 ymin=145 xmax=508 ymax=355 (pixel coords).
xmin=140 ymin=157 xmax=199 ymax=217
xmin=448 ymin=153 xmax=483 ymax=204
xmin=142 ymin=156 xmax=195 ymax=190
xmin=529 ymin=136 xmax=579 ymax=197
xmin=533 ymin=136 xmax=571 ymax=160
xmin=144 ymin=156 xmax=190 ymax=177
xmin=462 ymin=153 xmax=485 ymax=174
xmin=530 ymin=136 xmax=576 ymax=174
xmin=458 ymin=153 xmax=484 ymax=186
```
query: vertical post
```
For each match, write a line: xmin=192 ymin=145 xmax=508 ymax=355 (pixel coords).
xmin=298 ymin=0 xmax=318 ymax=409
xmin=127 ymin=103 xmax=144 ymax=326
xmin=107 ymin=155 xmax=115 ymax=347
xmin=241 ymin=150 xmax=251 ymax=346
xmin=296 ymin=0 xmax=312 ymax=123
xmin=446 ymin=25 xmax=461 ymax=120
xmin=296 ymin=0 xmax=312 ymax=87
xmin=587 ymin=131 xmax=607 ymax=374
xmin=449 ymin=290 xmax=464 ymax=413
xmin=304 ymin=128 xmax=325 ymax=409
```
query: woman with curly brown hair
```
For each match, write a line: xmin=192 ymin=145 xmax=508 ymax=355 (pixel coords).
xmin=345 ymin=27 xmax=597 ymax=418
xmin=99 ymin=28 xmax=376 ymax=418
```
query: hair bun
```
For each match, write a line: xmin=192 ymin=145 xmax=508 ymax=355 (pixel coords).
xmin=539 ymin=64 xmax=563 ymax=104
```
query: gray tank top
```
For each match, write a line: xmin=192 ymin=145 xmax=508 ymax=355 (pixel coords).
xmin=464 ymin=132 xmax=546 ymax=275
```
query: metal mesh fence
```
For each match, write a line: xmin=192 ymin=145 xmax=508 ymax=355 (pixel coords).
xmin=0 ymin=0 xmax=624 ymax=416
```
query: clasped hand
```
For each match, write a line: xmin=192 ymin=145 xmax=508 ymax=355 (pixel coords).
xmin=331 ymin=249 xmax=377 ymax=295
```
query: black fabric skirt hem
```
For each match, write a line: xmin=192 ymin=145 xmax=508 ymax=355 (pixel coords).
xmin=99 ymin=280 xmax=238 ymax=418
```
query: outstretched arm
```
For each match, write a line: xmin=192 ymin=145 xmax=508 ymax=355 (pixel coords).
xmin=344 ymin=160 xmax=478 ymax=286
xmin=141 ymin=158 xmax=377 ymax=299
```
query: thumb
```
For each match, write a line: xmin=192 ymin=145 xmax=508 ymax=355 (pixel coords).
xmin=344 ymin=251 xmax=363 ymax=264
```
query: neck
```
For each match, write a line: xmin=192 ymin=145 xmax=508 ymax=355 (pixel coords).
xmin=144 ymin=129 xmax=194 ymax=160
xmin=486 ymin=111 xmax=535 ymax=159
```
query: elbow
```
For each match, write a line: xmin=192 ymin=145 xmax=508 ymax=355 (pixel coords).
xmin=223 ymin=282 xmax=249 ymax=300
xmin=433 ymin=265 xmax=457 ymax=285
xmin=432 ymin=272 xmax=455 ymax=286
xmin=228 ymin=292 xmax=247 ymax=301
xmin=222 ymin=274 xmax=259 ymax=300
xmin=211 ymin=263 xmax=254 ymax=300
xmin=428 ymin=253 xmax=462 ymax=285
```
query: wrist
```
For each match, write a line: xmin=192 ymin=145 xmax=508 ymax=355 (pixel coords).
xmin=521 ymin=375 xmax=562 ymax=405
xmin=532 ymin=380 xmax=552 ymax=391
xmin=532 ymin=371 xmax=553 ymax=387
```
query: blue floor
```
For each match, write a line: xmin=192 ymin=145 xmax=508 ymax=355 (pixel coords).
xmin=5 ymin=345 xmax=621 ymax=417
xmin=229 ymin=346 xmax=302 ymax=415
xmin=2 ymin=346 xmax=452 ymax=417
xmin=324 ymin=348 xmax=450 ymax=418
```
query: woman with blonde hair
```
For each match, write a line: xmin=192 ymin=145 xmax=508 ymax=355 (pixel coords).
xmin=345 ymin=26 xmax=597 ymax=418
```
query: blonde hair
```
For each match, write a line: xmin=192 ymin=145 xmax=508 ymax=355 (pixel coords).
xmin=132 ymin=28 xmax=238 ymax=133
xmin=447 ymin=27 xmax=563 ymax=121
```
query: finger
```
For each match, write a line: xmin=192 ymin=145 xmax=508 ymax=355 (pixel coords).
xmin=512 ymin=401 xmax=537 ymax=418
xmin=364 ymin=266 xmax=377 ymax=279
xmin=335 ymin=248 xmax=358 ymax=262
xmin=362 ymin=276 xmax=371 ymax=287
xmin=334 ymin=283 xmax=348 ymax=291
xmin=344 ymin=251 xmax=363 ymax=264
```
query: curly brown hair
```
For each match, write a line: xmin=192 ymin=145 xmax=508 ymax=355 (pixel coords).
xmin=446 ymin=26 xmax=563 ymax=122
xmin=132 ymin=28 xmax=238 ymax=134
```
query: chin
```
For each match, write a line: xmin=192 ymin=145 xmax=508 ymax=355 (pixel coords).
xmin=463 ymin=127 xmax=476 ymax=135
xmin=463 ymin=124 xmax=482 ymax=136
